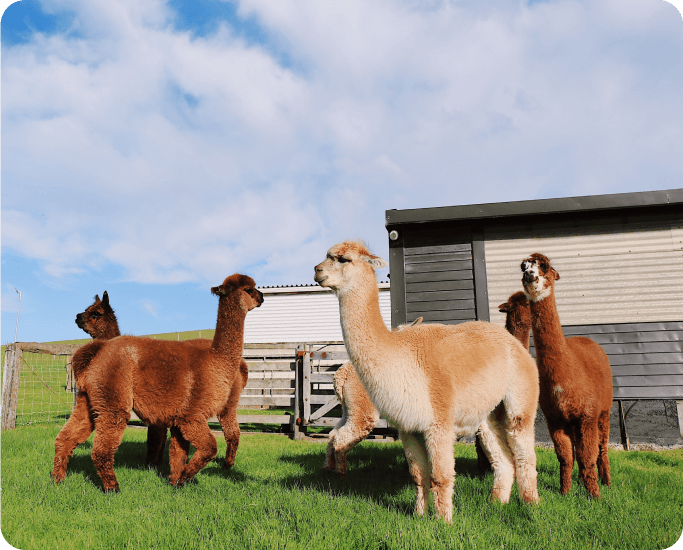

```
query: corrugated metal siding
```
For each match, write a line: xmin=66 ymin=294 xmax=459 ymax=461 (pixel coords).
xmin=485 ymin=214 xmax=683 ymax=327
xmin=527 ymin=321 xmax=683 ymax=400
xmin=402 ymin=226 xmax=477 ymax=325
xmin=243 ymin=286 xmax=391 ymax=343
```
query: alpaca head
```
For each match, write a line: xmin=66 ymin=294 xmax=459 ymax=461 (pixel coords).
xmin=520 ymin=253 xmax=560 ymax=302
xmin=76 ymin=291 xmax=118 ymax=339
xmin=211 ymin=274 xmax=264 ymax=312
xmin=314 ymin=240 xmax=387 ymax=292
xmin=498 ymin=291 xmax=531 ymax=335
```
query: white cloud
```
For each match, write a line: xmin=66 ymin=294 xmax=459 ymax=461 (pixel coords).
xmin=2 ymin=0 xmax=682 ymax=290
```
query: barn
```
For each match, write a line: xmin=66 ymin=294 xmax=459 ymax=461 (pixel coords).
xmin=243 ymin=282 xmax=391 ymax=344
xmin=385 ymin=188 xmax=683 ymax=445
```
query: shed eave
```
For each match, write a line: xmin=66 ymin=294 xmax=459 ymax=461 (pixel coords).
xmin=385 ymin=188 xmax=683 ymax=227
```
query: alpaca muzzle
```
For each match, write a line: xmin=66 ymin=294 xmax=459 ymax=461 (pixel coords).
xmin=75 ymin=313 xmax=85 ymax=329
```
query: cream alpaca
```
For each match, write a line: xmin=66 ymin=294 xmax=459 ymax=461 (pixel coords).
xmin=315 ymin=240 xmax=540 ymax=522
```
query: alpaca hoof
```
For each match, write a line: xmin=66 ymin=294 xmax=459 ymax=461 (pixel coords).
xmin=103 ymin=486 xmax=120 ymax=494
xmin=222 ymin=460 xmax=234 ymax=470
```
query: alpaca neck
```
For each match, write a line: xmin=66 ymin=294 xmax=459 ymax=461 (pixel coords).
xmin=210 ymin=296 xmax=245 ymax=365
xmin=510 ymin=324 xmax=531 ymax=350
xmin=529 ymin=290 xmax=569 ymax=379
xmin=337 ymin=279 xmax=394 ymax=372
xmin=99 ymin=318 xmax=121 ymax=340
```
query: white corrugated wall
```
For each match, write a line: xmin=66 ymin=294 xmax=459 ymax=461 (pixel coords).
xmin=485 ymin=217 xmax=683 ymax=327
xmin=243 ymin=284 xmax=391 ymax=343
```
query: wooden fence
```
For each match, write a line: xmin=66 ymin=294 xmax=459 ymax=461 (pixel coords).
xmin=1 ymin=341 xmax=393 ymax=441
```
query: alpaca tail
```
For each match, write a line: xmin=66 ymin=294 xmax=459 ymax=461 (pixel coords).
xmin=71 ymin=340 xmax=106 ymax=381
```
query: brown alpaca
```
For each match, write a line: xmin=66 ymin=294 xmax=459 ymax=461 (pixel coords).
xmin=52 ymin=274 xmax=262 ymax=492
xmin=521 ymin=253 xmax=612 ymax=498
xmin=74 ymin=292 xmax=249 ymax=470
xmin=498 ymin=291 xmax=532 ymax=351
xmin=315 ymin=241 xmax=539 ymax=522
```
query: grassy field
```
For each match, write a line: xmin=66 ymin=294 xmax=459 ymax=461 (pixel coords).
xmin=1 ymin=425 xmax=682 ymax=550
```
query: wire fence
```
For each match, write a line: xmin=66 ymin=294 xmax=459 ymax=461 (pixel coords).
xmin=14 ymin=351 xmax=75 ymax=426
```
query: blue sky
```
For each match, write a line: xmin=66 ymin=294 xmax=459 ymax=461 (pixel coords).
xmin=2 ymin=0 xmax=683 ymax=344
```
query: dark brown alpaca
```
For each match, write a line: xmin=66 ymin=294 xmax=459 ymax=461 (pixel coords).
xmin=521 ymin=253 xmax=612 ymax=498
xmin=52 ymin=274 xmax=262 ymax=492
xmin=74 ymin=292 xmax=249 ymax=470
xmin=476 ymin=291 xmax=532 ymax=473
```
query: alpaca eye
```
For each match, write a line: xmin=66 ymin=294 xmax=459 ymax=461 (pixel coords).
xmin=92 ymin=312 xmax=101 ymax=318
xmin=338 ymin=257 xmax=350 ymax=264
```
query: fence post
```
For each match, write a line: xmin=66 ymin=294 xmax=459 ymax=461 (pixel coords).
xmin=677 ymin=401 xmax=683 ymax=439
xmin=1 ymin=344 xmax=22 ymax=430
xmin=617 ymin=400 xmax=630 ymax=451
xmin=294 ymin=344 xmax=303 ymax=440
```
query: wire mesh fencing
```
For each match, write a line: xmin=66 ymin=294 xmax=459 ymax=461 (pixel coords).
xmin=2 ymin=343 xmax=80 ymax=429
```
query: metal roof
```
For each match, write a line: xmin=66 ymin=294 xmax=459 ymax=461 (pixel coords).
xmin=385 ymin=188 xmax=683 ymax=226
xmin=258 ymin=282 xmax=390 ymax=294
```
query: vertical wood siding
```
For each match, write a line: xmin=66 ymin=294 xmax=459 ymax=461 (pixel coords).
xmin=484 ymin=213 xmax=683 ymax=327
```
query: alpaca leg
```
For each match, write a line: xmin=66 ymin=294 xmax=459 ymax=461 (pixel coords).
xmin=503 ymin=414 xmax=540 ymax=504
xmin=145 ymin=425 xmax=168 ymax=470
xmin=475 ymin=433 xmax=492 ymax=474
xmin=597 ymin=410 xmax=611 ymax=487
xmin=478 ymin=414 xmax=515 ymax=504
xmin=424 ymin=428 xmax=456 ymax=523
xmin=52 ymin=392 xmax=95 ymax=484
xmin=175 ymin=420 xmax=218 ymax=486
xmin=217 ymin=403 xmax=240 ymax=469
xmin=91 ymin=412 xmax=128 ymax=493
xmin=331 ymin=412 xmax=375 ymax=478
xmin=548 ymin=421 xmax=574 ymax=495
xmin=400 ymin=431 xmax=430 ymax=517
xmin=575 ymin=420 xmax=601 ymax=498
xmin=168 ymin=427 xmax=191 ymax=486
xmin=324 ymin=413 xmax=346 ymax=472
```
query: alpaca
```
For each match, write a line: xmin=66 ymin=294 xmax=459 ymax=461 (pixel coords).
xmin=323 ymin=318 xmax=422 ymax=477
xmin=521 ymin=253 xmax=612 ymax=498
xmin=498 ymin=291 xmax=531 ymax=351
xmin=52 ymin=274 xmax=262 ymax=492
xmin=74 ymin=292 xmax=249 ymax=470
xmin=314 ymin=241 xmax=540 ymax=522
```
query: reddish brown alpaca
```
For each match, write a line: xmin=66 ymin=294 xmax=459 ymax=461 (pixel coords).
xmin=52 ymin=274 xmax=262 ymax=492
xmin=521 ymin=253 xmax=612 ymax=498
xmin=74 ymin=292 xmax=249 ymax=470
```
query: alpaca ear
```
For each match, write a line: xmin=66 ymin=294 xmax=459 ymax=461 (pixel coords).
xmin=211 ymin=282 xmax=237 ymax=297
xmin=102 ymin=291 xmax=109 ymax=307
xmin=94 ymin=294 xmax=100 ymax=302
xmin=551 ymin=268 xmax=560 ymax=281
xmin=362 ymin=254 xmax=388 ymax=270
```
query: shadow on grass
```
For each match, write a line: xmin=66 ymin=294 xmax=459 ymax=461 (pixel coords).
xmin=66 ymin=436 xmax=252 ymax=491
xmin=274 ymin=442 xmax=485 ymax=518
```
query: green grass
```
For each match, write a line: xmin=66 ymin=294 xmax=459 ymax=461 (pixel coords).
xmin=2 ymin=425 xmax=682 ymax=550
